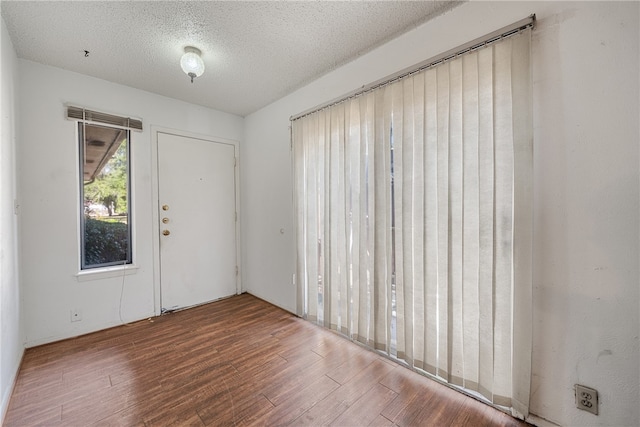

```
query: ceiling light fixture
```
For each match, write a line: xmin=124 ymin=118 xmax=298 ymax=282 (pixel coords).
xmin=180 ymin=46 xmax=205 ymax=83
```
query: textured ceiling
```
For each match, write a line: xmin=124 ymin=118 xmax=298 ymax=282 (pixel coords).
xmin=1 ymin=1 xmax=460 ymax=117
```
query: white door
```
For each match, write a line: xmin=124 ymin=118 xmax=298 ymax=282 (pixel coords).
xmin=157 ymin=132 xmax=237 ymax=311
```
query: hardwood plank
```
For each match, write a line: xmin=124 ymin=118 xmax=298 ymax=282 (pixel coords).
xmin=234 ymin=395 xmax=277 ymax=427
xmin=450 ymin=398 xmax=500 ymax=427
xmin=393 ymin=383 xmax=467 ymax=426
xmin=261 ymin=345 xmax=353 ymax=405
xmin=325 ymin=347 xmax=382 ymax=385
xmin=60 ymin=380 xmax=148 ymax=425
xmin=368 ymin=414 xmax=396 ymax=427
xmin=292 ymin=359 xmax=398 ymax=425
xmin=243 ymin=374 xmax=340 ymax=426
xmin=329 ymin=383 xmax=398 ymax=426
xmin=4 ymin=294 xmax=530 ymax=427
xmin=3 ymin=403 xmax=62 ymax=426
xmin=197 ymin=391 xmax=273 ymax=426
xmin=91 ymin=405 xmax=147 ymax=427
xmin=143 ymin=400 xmax=206 ymax=426
xmin=379 ymin=364 xmax=439 ymax=422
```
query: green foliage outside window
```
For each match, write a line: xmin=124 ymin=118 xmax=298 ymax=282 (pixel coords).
xmin=84 ymin=142 xmax=128 ymax=216
xmin=84 ymin=218 xmax=129 ymax=265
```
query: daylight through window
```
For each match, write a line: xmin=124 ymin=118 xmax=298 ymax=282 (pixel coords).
xmin=79 ymin=122 xmax=132 ymax=269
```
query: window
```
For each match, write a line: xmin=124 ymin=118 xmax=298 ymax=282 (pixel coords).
xmin=79 ymin=122 xmax=132 ymax=269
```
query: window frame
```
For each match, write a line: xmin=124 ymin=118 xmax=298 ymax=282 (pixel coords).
xmin=78 ymin=121 xmax=133 ymax=270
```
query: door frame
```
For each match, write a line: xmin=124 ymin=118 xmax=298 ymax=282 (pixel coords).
xmin=150 ymin=126 xmax=241 ymax=316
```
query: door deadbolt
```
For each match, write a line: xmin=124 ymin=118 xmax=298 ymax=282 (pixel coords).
xmin=162 ymin=218 xmax=169 ymax=224
xmin=162 ymin=204 xmax=169 ymax=211
xmin=162 ymin=230 xmax=170 ymax=236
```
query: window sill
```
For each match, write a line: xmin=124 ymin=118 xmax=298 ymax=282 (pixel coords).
xmin=76 ymin=265 xmax=139 ymax=282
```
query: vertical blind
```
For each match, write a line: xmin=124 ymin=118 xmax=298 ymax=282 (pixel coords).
xmin=292 ymin=28 xmax=532 ymax=416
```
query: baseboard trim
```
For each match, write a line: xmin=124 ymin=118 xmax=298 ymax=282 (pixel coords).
xmin=244 ymin=290 xmax=297 ymax=316
xmin=526 ymin=413 xmax=561 ymax=427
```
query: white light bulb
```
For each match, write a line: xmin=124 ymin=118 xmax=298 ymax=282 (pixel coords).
xmin=180 ymin=47 xmax=205 ymax=82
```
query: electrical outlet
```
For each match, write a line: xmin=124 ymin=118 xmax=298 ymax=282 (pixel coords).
xmin=70 ymin=309 xmax=82 ymax=322
xmin=575 ymin=384 xmax=598 ymax=415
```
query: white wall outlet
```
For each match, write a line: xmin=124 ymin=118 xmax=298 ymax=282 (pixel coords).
xmin=70 ymin=309 xmax=82 ymax=322
xmin=575 ymin=384 xmax=598 ymax=415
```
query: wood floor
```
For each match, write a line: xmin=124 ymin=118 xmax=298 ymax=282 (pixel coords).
xmin=5 ymin=294 xmax=529 ymax=426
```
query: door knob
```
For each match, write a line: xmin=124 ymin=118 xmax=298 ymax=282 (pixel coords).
xmin=162 ymin=204 xmax=169 ymax=211
xmin=162 ymin=230 xmax=170 ymax=236
xmin=162 ymin=218 xmax=169 ymax=224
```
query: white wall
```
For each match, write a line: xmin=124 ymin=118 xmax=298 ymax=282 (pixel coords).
xmin=242 ymin=102 xmax=296 ymax=312
xmin=242 ymin=2 xmax=639 ymax=426
xmin=18 ymin=60 xmax=243 ymax=347
xmin=0 ymin=16 xmax=23 ymax=422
